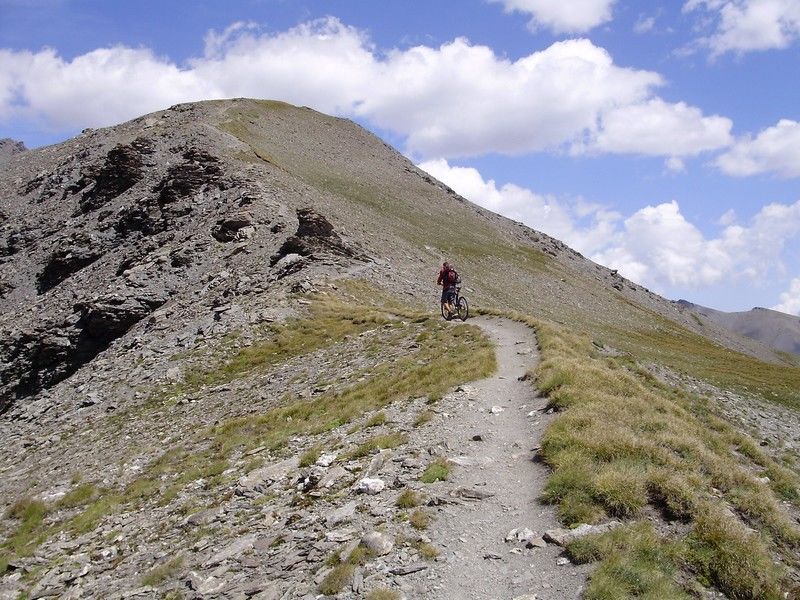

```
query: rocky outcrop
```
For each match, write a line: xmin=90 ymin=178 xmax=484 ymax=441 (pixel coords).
xmin=75 ymin=138 xmax=154 ymax=214
xmin=0 ymin=290 xmax=166 ymax=411
xmin=271 ymin=208 xmax=360 ymax=265
xmin=36 ymin=232 xmax=105 ymax=293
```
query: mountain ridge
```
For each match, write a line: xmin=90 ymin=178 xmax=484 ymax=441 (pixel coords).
xmin=677 ymin=299 xmax=800 ymax=356
xmin=2 ymin=98 xmax=800 ymax=599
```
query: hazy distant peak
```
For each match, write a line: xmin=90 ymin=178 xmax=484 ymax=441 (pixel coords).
xmin=0 ymin=138 xmax=27 ymax=164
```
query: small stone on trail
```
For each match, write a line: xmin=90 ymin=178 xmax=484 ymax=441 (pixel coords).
xmin=527 ymin=536 xmax=547 ymax=549
xmin=556 ymin=557 xmax=571 ymax=566
xmin=361 ymin=531 xmax=393 ymax=556
xmin=390 ymin=564 xmax=428 ymax=575
xmin=452 ymin=487 xmax=495 ymax=500
xmin=483 ymin=553 xmax=502 ymax=560
xmin=505 ymin=527 xmax=535 ymax=544
xmin=490 ymin=406 xmax=504 ymax=414
xmin=355 ymin=477 xmax=385 ymax=495
xmin=316 ymin=453 xmax=337 ymax=467
xmin=544 ymin=521 xmax=623 ymax=546
xmin=447 ymin=455 xmax=492 ymax=467
xmin=471 ymin=434 xmax=484 ymax=441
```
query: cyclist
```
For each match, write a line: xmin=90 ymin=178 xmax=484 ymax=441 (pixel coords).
xmin=437 ymin=261 xmax=459 ymax=316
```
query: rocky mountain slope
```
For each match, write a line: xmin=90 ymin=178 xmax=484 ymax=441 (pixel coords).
xmin=0 ymin=138 xmax=26 ymax=164
xmin=677 ymin=300 xmax=800 ymax=356
xmin=2 ymin=99 xmax=800 ymax=599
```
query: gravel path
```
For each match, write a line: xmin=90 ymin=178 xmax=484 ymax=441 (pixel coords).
xmin=407 ymin=316 xmax=589 ymax=600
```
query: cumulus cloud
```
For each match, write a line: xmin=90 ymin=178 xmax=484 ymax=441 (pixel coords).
xmin=715 ymin=119 xmax=800 ymax=178
xmin=773 ymin=277 xmax=800 ymax=315
xmin=684 ymin=0 xmax=800 ymax=56
xmin=418 ymin=158 xmax=620 ymax=255
xmin=489 ymin=0 xmax=617 ymax=33
xmin=585 ymin=98 xmax=733 ymax=156
xmin=0 ymin=17 xmax=732 ymax=160
xmin=419 ymin=158 xmax=800 ymax=292
xmin=633 ymin=15 xmax=657 ymax=34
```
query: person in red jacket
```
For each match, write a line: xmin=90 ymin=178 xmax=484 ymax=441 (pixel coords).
xmin=437 ymin=261 xmax=459 ymax=316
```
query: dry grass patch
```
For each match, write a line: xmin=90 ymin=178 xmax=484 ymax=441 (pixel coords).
xmin=408 ymin=509 xmax=432 ymax=530
xmin=141 ymin=556 xmax=185 ymax=587
xmin=299 ymin=446 xmax=322 ymax=468
xmin=396 ymin=489 xmax=423 ymax=509
xmin=343 ymin=433 xmax=407 ymax=461
xmin=567 ymin=521 xmax=688 ymax=599
xmin=413 ymin=410 xmax=434 ymax=427
xmin=366 ymin=412 xmax=388 ymax=427
xmin=210 ymin=316 xmax=494 ymax=455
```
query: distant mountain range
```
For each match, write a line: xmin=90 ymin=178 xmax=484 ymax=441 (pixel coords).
xmin=676 ymin=300 xmax=800 ymax=355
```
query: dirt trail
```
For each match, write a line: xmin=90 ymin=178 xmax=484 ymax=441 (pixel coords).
xmin=406 ymin=315 xmax=589 ymax=599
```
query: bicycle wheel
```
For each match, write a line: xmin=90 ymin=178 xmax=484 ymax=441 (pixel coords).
xmin=456 ymin=296 xmax=469 ymax=321
xmin=441 ymin=302 xmax=452 ymax=321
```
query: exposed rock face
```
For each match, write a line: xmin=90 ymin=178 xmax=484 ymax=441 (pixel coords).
xmin=36 ymin=232 xmax=105 ymax=293
xmin=271 ymin=208 xmax=359 ymax=265
xmin=75 ymin=138 xmax=154 ymax=214
xmin=0 ymin=290 xmax=167 ymax=411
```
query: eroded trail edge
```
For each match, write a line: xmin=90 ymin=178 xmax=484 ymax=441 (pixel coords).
xmin=406 ymin=316 xmax=589 ymax=600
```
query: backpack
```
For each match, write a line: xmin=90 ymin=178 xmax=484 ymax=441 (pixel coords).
xmin=447 ymin=268 xmax=460 ymax=284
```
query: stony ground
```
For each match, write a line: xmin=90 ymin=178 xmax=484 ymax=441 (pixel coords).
xmin=3 ymin=97 xmax=799 ymax=600
xmin=406 ymin=316 xmax=589 ymax=600
xmin=0 ymin=315 xmax=599 ymax=599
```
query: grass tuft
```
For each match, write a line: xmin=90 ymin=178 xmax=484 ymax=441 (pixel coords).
xmin=299 ymin=446 xmax=322 ymax=468
xmin=141 ymin=556 xmax=184 ymax=587
xmin=319 ymin=563 xmax=355 ymax=596
xmin=408 ymin=509 xmax=431 ymax=530
xmin=343 ymin=433 xmax=407 ymax=461
xmin=57 ymin=483 xmax=99 ymax=509
xmin=366 ymin=412 xmax=388 ymax=427
xmin=396 ymin=489 xmax=423 ymax=509
xmin=420 ymin=458 xmax=451 ymax=483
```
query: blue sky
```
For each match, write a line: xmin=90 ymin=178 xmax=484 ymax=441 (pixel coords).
xmin=2 ymin=0 xmax=800 ymax=314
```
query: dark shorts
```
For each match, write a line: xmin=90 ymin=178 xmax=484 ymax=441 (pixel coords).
xmin=441 ymin=287 xmax=456 ymax=304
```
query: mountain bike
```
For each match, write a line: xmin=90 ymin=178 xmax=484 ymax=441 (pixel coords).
xmin=441 ymin=286 xmax=469 ymax=321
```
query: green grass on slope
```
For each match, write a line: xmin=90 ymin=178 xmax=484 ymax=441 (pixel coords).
xmin=602 ymin=314 xmax=800 ymax=410
xmin=481 ymin=308 xmax=800 ymax=599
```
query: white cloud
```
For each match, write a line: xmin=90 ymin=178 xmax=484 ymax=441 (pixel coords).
xmin=418 ymin=158 xmax=620 ymax=256
xmin=586 ymin=98 xmax=733 ymax=156
xmin=684 ymin=0 xmax=800 ymax=56
xmin=0 ymin=46 xmax=215 ymax=128
xmin=489 ymin=0 xmax=617 ymax=33
xmin=419 ymin=158 xmax=800 ymax=293
xmin=773 ymin=277 xmax=800 ymax=315
xmin=358 ymin=38 xmax=662 ymax=157
xmin=633 ymin=15 xmax=657 ymax=34
xmin=596 ymin=198 xmax=800 ymax=288
xmin=0 ymin=18 xmax=732 ymax=160
xmin=665 ymin=157 xmax=687 ymax=172
xmin=715 ymin=119 xmax=800 ymax=178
